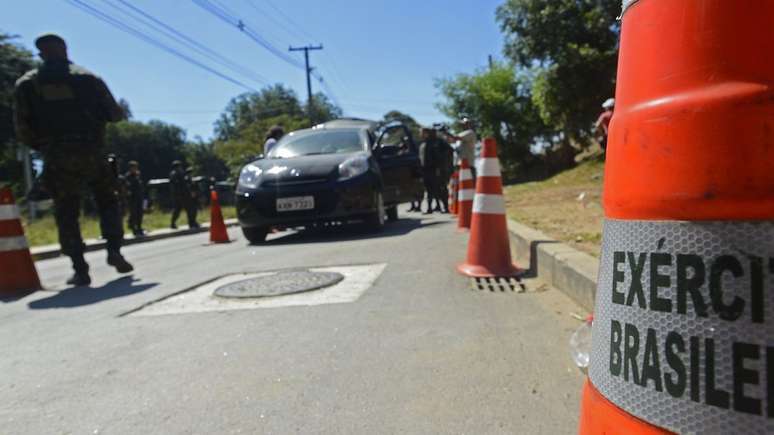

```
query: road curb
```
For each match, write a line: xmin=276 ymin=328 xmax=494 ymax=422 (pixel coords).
xmin=31 ymin=219 xmax=240 ymax=262
xmin=507 ymin=219 xmax=598 ymax=312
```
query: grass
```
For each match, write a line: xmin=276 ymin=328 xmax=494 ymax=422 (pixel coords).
xmin=22 ymin=206 xmax=236 ymax=247
xmin=504 ymin=158 xmax=605 ymax=257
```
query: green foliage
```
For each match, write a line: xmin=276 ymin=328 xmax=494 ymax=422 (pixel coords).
xmin=435 ymin=62 xmax=549 ymax=165
xmin=496 ymin=0 xmax=620 ymax=145
xmin=0 ymin=32 xmax=36 ymax=194
xmin=105 ymin=119 xmax=187 ymax=179
xmin=213 ymin=84 xmax=342 ymax=175
xmin=382 ymin=110 xmax=421 ymax=142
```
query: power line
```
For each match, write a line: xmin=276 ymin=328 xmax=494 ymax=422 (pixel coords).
xmin=105 ymin=0 xmax=269 ymax=86
xmin=65 ymin=0 xmax=257 ymax=91
xmin=264 ymin=0 xmax=316 ymax=42
xmin=192 ymin=0 xmax=304 ymax=70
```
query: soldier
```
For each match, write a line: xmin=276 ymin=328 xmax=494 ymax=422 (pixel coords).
xmin=419 ymin=128 xmax=444 ymax=214
xmin=169 ymin=161 xmax=198 ymax=229
xmin=13 ymin=34 xmax=133 ymax=286
xmin=125 ymin=160 xmax=145 ymax=237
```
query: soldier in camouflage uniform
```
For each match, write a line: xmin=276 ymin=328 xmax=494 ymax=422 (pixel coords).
xmin=13 ymin=34 xmax=133 ymax=286
xmin=169 ymin=161 xmax=199 ymax=229
xmin=125 ymin=160 xmax=145 ymax=237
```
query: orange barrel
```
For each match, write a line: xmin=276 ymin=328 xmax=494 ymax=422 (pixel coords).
xmin=581 ymin=0 xmax=774 ymax=434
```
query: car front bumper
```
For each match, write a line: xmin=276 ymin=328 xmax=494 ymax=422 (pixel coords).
xmin=236 ymin=174 xmax=379 ymax=229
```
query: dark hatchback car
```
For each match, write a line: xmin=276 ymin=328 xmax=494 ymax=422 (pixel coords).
xmin=235 ymin=119 xmax=423 ymax=243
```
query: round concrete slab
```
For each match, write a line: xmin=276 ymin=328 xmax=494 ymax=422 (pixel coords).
xmin=213 ymin=270 xmax=345 ymax=299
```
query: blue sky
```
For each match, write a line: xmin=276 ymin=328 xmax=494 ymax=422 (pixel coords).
xmin=6 ymin=0 xmax=504 ymax=140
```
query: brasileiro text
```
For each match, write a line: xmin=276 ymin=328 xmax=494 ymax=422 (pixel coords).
xmin=607 ymin=251 xmax=774 ymax=417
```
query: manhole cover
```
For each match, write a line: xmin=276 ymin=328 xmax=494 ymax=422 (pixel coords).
xmin=214 ymin=270 xmax=345 ymax=299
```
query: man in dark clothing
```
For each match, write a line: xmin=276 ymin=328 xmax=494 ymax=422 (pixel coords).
xmin=169 ymin=161 xmax=198 ymax=229
xmin=13 ymin=33 xmax=133 ymax=286
xmin=125 ymin=161 xmax=145 ymax=236
xmin=419 ymin=128 xmax=452 ymax=214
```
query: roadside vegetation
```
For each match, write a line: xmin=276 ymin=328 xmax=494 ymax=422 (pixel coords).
xmin=504 ymin=158 xmax=605 ymax=257
xmin=22 ymin=206 xmax=236 ymax=247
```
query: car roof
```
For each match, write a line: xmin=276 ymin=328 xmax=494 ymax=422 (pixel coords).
xmin=315 ymin=118 xmax=379 ymax=131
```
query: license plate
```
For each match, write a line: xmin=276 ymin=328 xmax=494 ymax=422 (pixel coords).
xmin=276 ymin=196 xmax=315 ymax=212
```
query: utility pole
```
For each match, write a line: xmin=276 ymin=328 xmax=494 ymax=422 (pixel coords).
xmin=289 ymin=44 xmax=323 ymax=119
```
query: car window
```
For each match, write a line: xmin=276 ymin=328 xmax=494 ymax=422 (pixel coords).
xmin=377 ymin=125 xmax=414 ymax=153
xmin=269 ymin=130 xmax=366 ymax=158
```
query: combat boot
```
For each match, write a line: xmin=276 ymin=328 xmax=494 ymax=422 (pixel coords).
xmin=67 ymin=256 xmax=91 ymax=287
xmin=107 ymin=251 xmax=134 ymax=274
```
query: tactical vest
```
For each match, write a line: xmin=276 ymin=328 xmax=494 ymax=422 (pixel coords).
xmin=29 ymin=64 xmax=103 ymax=141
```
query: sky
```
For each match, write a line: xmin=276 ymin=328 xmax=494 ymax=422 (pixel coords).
xmin=6 ymin=0 xmax=504 ymax=140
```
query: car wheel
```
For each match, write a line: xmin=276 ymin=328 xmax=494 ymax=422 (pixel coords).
xmin=242 ymin=226 xmax=269 ymax=244
xmin=386 ymin=206 xmax=399 ymax=222
xmin=366 ymin=192 xmax=386 ymax=232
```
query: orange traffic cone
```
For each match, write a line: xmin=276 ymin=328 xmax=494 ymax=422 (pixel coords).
xmin=0 ymin=187 xmax=41 ymax=297
xmin=209 ymin=189 xmax=230 ymax=243
xmin=579 ymin=1 xmax=774 ymax=434
xmin=456 ymin=159 xmax=474 ymax=230
xmin=449 ymin=169 xmax=459 ymax=215
xmin=457 ymin=139 xmax=520 ymax=277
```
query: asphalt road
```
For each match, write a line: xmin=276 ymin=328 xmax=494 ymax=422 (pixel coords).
xmin=1 ymin=207 xmax=586 ymax=434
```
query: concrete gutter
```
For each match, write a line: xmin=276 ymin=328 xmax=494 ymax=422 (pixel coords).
xmin=31 ymin=219 xmax=240 ymax=261
xmin=507 ymin=219 xmax=598 ymax=312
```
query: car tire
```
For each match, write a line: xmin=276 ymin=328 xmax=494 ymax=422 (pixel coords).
xmin=365 ymin=192 xmax=386 ymax=232
xmin=242 ymin=226 xmax=269 ymax=244
xmin=386 ymin=206 xmax=399 ymax=222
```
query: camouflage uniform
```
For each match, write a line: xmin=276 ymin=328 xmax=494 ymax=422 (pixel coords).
xmin=125 ymin=168 xmax=144 ymax=235
xmin=169 ymin=165 xmax=198 ymax=228
xmin=14 ymin=59 xmax=126 ymax=273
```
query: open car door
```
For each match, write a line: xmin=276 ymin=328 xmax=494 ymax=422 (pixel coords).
xmin=374 ymin=124 xmax=424 ymax=207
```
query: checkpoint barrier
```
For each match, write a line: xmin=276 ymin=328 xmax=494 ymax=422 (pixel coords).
xmin=457 ymin=139 xmax=520 ymax=278
xmin=456 ymin=159 xmax=473 ymax=230
xmin=579 ymin=1 xmax=774 ymax=434
xmin=0 ymin=187 xmax=41 ymax=297
xmin=209 ymin=190 xmax=230 ymax=244
xmin=449 ymin=169 xmax=459 ymax=215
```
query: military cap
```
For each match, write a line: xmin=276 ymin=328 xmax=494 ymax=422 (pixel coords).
xmin=128 ymin=160 xmax=139 ymax=167
xmin=35 ymin=33 xmax=66 ymax=49
xmin=172 ymin=160 xmax=182 ymax=167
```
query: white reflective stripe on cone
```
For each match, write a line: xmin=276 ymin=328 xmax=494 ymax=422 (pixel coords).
xmin=0 ymin=236 xmax=29 ymax=252
xmin=0 ymin=204 xmax=20 ymax=221
xmin=472 ymin=194 xmax=505 ymax=214
xmin=475 ymin=158 xmax=500 ymax=177
xmin=459 ymin=169 xmax=473 ymax=181
xmin=458 ymin=188 xmax=475 ymax=201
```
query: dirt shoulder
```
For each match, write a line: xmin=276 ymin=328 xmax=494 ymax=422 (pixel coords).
xmin=503 ymin=159 xmax=605 ymax=257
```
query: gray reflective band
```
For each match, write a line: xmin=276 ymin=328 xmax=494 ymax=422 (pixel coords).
xmin=589 ymin=219 xmax=774 ymax=433
xmin=620 ymin=0 xmax=641 ymax=18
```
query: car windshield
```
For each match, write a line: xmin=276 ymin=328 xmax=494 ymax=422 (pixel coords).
xmin=268 ymin=130 xmax=365 ymax=158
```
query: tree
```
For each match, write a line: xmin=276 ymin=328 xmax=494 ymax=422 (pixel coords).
xmin=496 ymin=0 xmax=620 ymax=148
xmin=0 ymin=32 xmax=36 ymax=194
xmin=435 ymin=62 xmax=549 ymax=167
xmin=184 ymin=138 xmax=229 ymax=181
xmin=213 ymin=84 xmax=342 ymax=175
xmin=214 ymin=84 xmax=305 ymax=141
xmin=118 ymin=98 xmax=132 ymax=120
xmin=382 ymin=110 xmax=421 ymax=143
xmin=105 ymin=120 xmax=188 ymax=179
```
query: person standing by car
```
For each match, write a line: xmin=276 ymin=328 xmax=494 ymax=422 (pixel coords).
xmin=594 ymin=98 xmax=615 ymax=152
xmin=169 ymin=160 xmax=198 ymax=229
xmin=419 ymin=128 xmax=443 ymax=214
xmin=125 ymin=160 xmax=145 ymax=237
xmin=13 ymin=33 xmax=133 ymax=286
xmin=263 ymin=125 xmax=284 ymax=156
xmin=436 ymin=133 xmax=454 ymax=213
xmin=446 ymin=117 xmax=478 ymax=180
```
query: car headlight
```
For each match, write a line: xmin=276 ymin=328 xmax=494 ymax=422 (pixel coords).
xmin=238 ymin=164 xmax=263 ymax=189
xmin=338 ymin=155 xmax=369 ymax=180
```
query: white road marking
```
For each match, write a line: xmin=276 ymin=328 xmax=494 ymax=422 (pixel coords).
xmin=129 ymin=264 xmax=387 ymax=316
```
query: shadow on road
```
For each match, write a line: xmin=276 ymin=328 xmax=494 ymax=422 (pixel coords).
xmin=259 ymin=216 xmax=452 ymax=246
xmin=28 ymin=276 xmax=158 ymax=310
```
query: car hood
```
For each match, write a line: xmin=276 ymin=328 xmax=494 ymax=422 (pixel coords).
xmin=252 ymin=152 xmax=366 ymax=182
